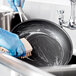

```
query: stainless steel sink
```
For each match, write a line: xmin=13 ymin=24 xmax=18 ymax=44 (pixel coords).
xmin=0 ymin=53 xmax=76 ymax=76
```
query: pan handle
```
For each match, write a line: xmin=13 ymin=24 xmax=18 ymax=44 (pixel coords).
xmin=17 ymin=6 xmax=28 ymax=22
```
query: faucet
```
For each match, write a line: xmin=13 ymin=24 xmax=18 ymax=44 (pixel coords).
xmin=58 ymin=0 xmax=76 ymax=29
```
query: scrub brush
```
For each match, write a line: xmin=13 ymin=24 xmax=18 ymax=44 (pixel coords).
xmin=0 ymin=38 xmax=33 ymax=58
xmin=20 ymin=38 xmax=33 ymax=58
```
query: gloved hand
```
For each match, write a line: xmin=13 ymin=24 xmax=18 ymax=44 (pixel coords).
xmin=8 ymin=0 xmax=25 ymax=11
xmin=0 ymin=28 xmax=26 ymax=57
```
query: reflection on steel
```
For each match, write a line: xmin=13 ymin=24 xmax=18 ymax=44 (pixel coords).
xmin=41 ymin=65 xmax=76 ymax=76
xmin=0 ymin=54 xmax=54 ymax=76
xmin=1 ymin=12 xmax=19 ymax=31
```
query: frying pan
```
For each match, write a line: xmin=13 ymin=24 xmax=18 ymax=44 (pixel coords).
xmin=11 ymin=19 xmax=73 ymax=67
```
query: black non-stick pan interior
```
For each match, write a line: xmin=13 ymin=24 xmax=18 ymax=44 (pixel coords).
xmin=12 ymin=19 xmax=73 ymax=67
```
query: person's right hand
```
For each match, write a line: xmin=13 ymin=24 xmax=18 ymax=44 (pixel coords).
xmin=8 ymin=0 xmax=25 ymax=11
xmin=0 ymin=28 xmax=26 ymax=57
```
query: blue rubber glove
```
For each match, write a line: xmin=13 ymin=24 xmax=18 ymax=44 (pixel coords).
xmin=0 ymin=28 xmax=26 ymax=57
xmin=8 ymin=0 xmax=25 ymax=11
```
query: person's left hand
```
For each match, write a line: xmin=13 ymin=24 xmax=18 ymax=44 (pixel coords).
xmin=8 ymin=0 xmax=25 ymax=11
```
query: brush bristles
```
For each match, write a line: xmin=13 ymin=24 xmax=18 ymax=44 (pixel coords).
xmin=19 ymin=52 xmax=32 ymax=59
